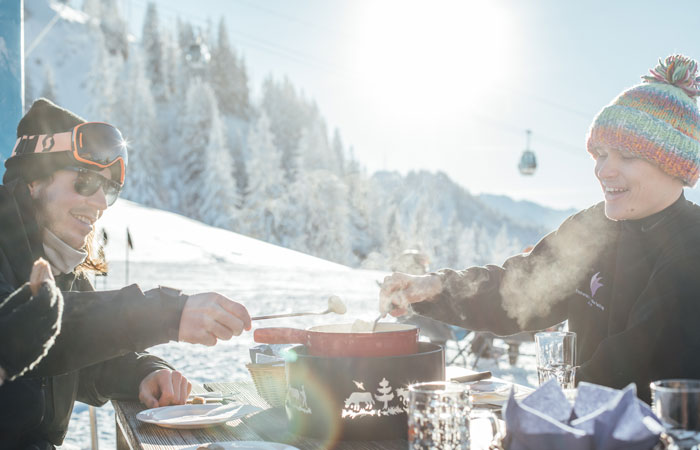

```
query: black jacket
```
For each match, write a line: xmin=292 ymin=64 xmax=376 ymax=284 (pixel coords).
xmin=0 ymin=180 xmax=189 ymax=449
xmin=414 ymin=194 xmax=700 ymax=403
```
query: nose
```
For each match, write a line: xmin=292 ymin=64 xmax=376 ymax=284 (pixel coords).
xmin=595 ymin=155 xmax=619 ymax=180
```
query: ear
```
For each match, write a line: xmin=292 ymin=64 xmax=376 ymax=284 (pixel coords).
xmin=27 ymin=175 xmax=53 ymax=199
xmin=27 ymin=180 xmax=41 ymax=198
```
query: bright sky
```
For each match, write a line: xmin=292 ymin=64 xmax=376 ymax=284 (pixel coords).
xmin=122 ymin=0 xmax=700 ymax=210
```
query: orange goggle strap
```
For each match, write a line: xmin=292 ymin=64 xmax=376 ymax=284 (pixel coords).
xmin=12 ymin=126 xmax=125 ymax=185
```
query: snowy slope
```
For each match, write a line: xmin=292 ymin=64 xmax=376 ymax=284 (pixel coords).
xmin=99 ymin=199 xmax=348 ymax=270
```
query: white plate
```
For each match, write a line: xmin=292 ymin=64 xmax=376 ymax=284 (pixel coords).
xmin=469 ymin=380 xmax=511 ymax=395
xmin=136 ymin=404 xmax=262 ymax=429
xmin=182 ymin=442 xmax=300 ymax=450
xmin=470 ymin=380 xmax=512 ymax=405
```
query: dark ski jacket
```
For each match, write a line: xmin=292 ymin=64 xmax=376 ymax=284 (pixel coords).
xmin=414 ymin=194 xmax=700 ymax=403
xmin=0 ymin=179 xmax=189 ymax=449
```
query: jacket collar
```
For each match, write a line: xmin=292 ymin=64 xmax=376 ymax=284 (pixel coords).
xmin=623 ymin=192 xmax=686 ymax=233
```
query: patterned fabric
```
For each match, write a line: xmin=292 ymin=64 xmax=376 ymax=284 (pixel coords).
xmin=587 ymin=54 xmax=700 ymax=186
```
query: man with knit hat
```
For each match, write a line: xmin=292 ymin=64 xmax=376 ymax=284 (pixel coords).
xmin=0 ymin=98 xmax=252 ymax=449
xmin=379 ymin=54 xmax=700 ymax=403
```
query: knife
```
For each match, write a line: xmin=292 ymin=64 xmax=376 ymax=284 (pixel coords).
xmin=450 ymin=371 xmax=492 ymax=383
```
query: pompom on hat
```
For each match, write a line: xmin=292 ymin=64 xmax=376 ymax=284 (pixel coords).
xmin=586 ymin=54 xmax=700 ymax=187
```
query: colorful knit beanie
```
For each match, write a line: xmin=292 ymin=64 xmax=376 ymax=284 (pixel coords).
xmin=586 ymin=54 xmax=700 ymax=186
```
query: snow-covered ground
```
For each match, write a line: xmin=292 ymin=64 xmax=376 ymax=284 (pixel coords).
xmin=61 ymin=200 xmax=537 ymax=449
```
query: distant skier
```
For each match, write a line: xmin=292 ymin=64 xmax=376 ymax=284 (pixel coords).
xmin=0 ymin=98 xmax=252 ymax=448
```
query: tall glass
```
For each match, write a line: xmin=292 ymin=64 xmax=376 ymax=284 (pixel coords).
xmin=535 ymin=331 xmax=576 ymax=389
xmin=407 ymin=381 xmax=498 ymax=450
xmin=651 ymin=379 xmax=700 ymax=449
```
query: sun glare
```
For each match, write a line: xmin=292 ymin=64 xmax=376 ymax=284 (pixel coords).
xmin=351 ymin=1 xmax=514 ymax=121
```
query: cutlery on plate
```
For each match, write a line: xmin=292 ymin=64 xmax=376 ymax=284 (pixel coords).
xmin=450 ymin=371 xmax=492 ymax=383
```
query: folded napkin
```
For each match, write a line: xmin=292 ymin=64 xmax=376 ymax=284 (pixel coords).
xmin=502 ymin=379 xmax=664 ymax=450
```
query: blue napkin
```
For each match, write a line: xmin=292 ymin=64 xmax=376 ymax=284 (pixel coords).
xmin=502 ymin=379 xmax=664 ymax=450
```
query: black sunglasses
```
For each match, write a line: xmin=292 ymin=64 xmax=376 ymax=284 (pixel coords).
xmin=64 ymin=167 xmax=122 ymax=206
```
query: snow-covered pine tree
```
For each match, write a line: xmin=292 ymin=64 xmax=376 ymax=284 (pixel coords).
xmin=85 ymin=30 xmax=116 ymax=123
xmin=243 ymin=111 xmax=286 ymax=240
xmin=345 ymin=159 xmax=373 ymax=262
xmin=113 ymin=53 xmax=162 ymax=207
xmin=176 ymin=81 xmax=237 ymax=228
xmin=298 ymin=119 xmax=338 ymax=173
xmin=98 ymin=0 xmax=128 ymax=59
xmin=210 ymin=17 xmax=249 ymax=118
xmin=141 ymin=2 xmax=166 ymax=101
xmin=261 ymin=76 xmax=307 ymax=182
xmin=281 ymin=170 xmax=353 ymax=264
xmin=331 ymin=128 xmax=345 ymax=176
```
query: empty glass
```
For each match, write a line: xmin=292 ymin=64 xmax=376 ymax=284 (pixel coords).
xmin=651 ymin=379 xmax=700 ymax=450
xmin=407 ymin=381 xmax=499 ymax=450
xmin=535 ymin=331 xmax=576 ymax=389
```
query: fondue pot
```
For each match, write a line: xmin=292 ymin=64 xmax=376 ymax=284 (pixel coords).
xmin=285 ymin=342 xmax=445 ymax=441
xmin=254 ymin=323 xmax=419 ymax=357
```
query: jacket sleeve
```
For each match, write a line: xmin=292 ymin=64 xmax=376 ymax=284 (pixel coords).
xmin=26 ymin=284 xmax=188 ymax=377
xmin=413 ymin=203 xmax=616 ymax=335
xmin=0 ymin=280 xmax=63 ymax=381
xmin=76 ymin=352 xmax=174 ymax=406
xmin=576 ymin=255 xmax=700 ymax=400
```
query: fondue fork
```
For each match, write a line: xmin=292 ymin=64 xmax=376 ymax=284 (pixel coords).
xmin=252 ymin=296 xmax=346 ymax=321
xmin=370 ymin=303 xmax=400 ymax=332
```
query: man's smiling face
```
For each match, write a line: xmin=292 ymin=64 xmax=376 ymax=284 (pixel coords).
xmin=29 ymin=167 xmax=111 ymax=249
xmin=593 ymin=145 xmax=684 ymax=220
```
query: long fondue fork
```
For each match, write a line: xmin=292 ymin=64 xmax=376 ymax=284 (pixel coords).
xmin=252 ymin=296 xmax=346 ymax=321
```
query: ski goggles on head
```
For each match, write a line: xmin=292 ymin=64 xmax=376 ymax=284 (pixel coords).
xmin=11 ymin=122 xmax=128 ymax=184
xmin=64 ymin=166 xmax=122 ymax=206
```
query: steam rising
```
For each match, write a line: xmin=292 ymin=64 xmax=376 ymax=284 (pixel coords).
xmin=498 ymin=205 xmax=617 ymax=328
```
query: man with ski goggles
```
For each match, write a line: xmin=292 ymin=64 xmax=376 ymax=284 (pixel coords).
xmin=0 ymin=98 xmax=252 ymax=449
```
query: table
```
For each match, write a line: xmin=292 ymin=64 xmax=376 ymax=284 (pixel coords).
xmin=114 ymin=374 xmax=531 ymax=450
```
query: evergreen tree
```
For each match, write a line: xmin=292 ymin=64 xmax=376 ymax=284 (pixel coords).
xmin=244 ymin=112 xmax=285 ymax=239
xmin=261 ymin=76 xmax=307 ymax=182
xmin=210 ymin=17 xmax=249 ymax=118
xmin=114 ymin=54 xmax=162 ymax=207
xmin=331 ymin=128 xmax=345 ymax=175
xmin=176 ymin=81 xmax=237 ymax=228
xmin=85 ymin=30 xmax=116 ymax=122
xmin=298 ymin=120 xmax=337 ymax=173
xmin=141 ymin=2 xmax=166 ymax=101
xmin=280 ymin=170 xmax=353 ymax=264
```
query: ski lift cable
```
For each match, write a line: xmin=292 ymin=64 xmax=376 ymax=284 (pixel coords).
xmin=130 ymin=0 xmax=352 ymax=78
xmin=229 ymin=0 xmax=355 ymax=41
xmin=124 ymin=0 xmax=589 ymax=157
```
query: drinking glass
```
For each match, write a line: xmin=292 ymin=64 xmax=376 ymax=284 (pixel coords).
xmin=407 ymin=381 xmax=499 ymax=450
xmin=535 ymin=331 xmax=576 ymax=389
xmin=651 ymin=379 xmax=700 ymax=450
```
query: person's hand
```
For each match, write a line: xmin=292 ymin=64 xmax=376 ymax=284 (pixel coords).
xmin=138 ymin=369 xmax=192 ymax=408
xmin=178 ymin=293 xmax=251 ymax=346
xmin=29 ymin=257 xmax=54 ymax=296
xmin=379 ymin=272 xmax=443 ymax=316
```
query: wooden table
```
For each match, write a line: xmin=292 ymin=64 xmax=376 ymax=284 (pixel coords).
xmin=114 ymin=375 xmax=530 ymax=450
